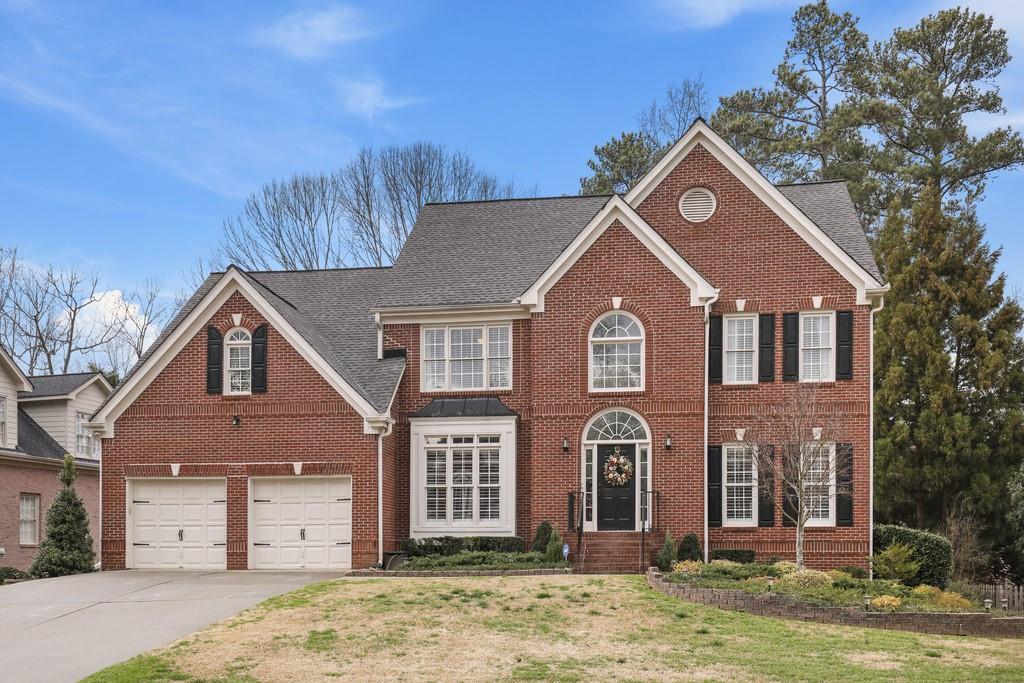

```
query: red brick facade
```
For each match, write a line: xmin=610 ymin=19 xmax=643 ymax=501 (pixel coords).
xmin=99 ymin=140 xmax=875 ymax=572
xmin=0 ymin=460 xmax=99 ymax=572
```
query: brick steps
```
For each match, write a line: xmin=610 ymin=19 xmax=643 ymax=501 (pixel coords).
xmin=569 ymin=530 xmax=664 ymax=574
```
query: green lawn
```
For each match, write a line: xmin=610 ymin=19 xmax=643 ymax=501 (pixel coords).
xmin=83 ymin=575 xmax=1024 ymax=682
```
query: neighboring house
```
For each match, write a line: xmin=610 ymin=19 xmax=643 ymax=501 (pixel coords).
xmin=91 ymin=120 xmax=887 ymax=573
xmin=0 ymin=349 xmax=105 ymax=572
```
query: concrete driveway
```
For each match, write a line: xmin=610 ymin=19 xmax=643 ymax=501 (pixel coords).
xmin=0 ymin=570 xmax=342 ymax=682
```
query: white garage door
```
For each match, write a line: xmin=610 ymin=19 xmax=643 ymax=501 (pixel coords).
xmin=250 ymin=477 xmax=352 ymax=569
xmin=129 ymin=479 xmax=227 ymax=569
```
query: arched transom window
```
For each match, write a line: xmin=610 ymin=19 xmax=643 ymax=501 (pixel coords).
xmin=585 ymin=410 xmax=649 ymax=441
xmin=225 ymin=328 xmax=252 ymax=394
xmin=590 ymin=312 xmax=644 ymax=391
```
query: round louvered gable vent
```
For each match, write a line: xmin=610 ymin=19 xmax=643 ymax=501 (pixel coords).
xmin=679 ymin=187 xmax=717 ymax=223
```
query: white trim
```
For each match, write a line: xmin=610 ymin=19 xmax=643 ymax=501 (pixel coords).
xmin=223 ymin=326 xmax=252 ymax=396
xmin=90 ymin=267 xmax=387 ymax=437
xmin=723 ymin=313 xmax=758 ymax=385
xmin=588 ymin=311 xmax=646 ymax=393
xmin=804 ymin=442 xmax=837 ymax=527
xmin=375 ymin=304 xmax=531 ymax=325
xmin=624 ymin=120 xmax=884 ymax=305
xmin=798 ymin=310 xmax=836 ymax=383
xmin=580 ymin=408 xmax=653 ymax=533
xmin=0 ymin=345 xmax=33 ymax=392
xmin=519 ymin=196 xmax=718 ymax=312
xmin=869 ymin=294 xmax=884 ymax=577
xmin=678 ymin=186 xmax=717 ymax=223
xmin=419 ymin=322 xmax=513 ymax=393
xmin=722 ymin=443 xmax=758 ymax=528
xmin=18 ymin=373 xmax=114 ymax=403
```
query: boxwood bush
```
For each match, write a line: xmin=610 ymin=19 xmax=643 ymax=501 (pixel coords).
xmin=874 ymin=524 xmax=952 ymax=588
xmin=401 ymin=535 xmax=525 ymax=557
xmin=677 ymin=533 xmax=702 ymax=561
xmin=402 ymin=550 xmax=564 ymax=571
xmin=710 ymin=548 xmax=755 ymax=564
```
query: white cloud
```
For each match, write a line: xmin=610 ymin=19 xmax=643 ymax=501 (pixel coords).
xmin=654 ymin=0 xmax=797 ymax=29
xmin=338 ymin=78 xmax=417 ymax=121
xmin=252 ymin=6 xmax=372 ymax=60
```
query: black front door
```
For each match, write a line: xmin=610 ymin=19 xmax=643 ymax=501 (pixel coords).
xmin=597 ymin=444 xmax=636 ymax=530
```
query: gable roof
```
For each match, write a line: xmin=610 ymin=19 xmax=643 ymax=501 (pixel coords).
xmin=0 ymin=344 xmax=32 ymax=392
xmin=19 ymin=372 xmax=112 ymax=401
xmin=16 ymin=408 xmax=66 ymax=460
xmin=92 ymin=266 xmax=406 ymax=436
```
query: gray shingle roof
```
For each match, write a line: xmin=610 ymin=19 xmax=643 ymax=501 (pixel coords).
xmin=776 ymin=181 xmax=882 ymax=282
xmin=16 ymin=409 xmax=66 ymax=460
xmin=409 ymin=397 xmax=517 ymax=419
xmin=376 ymin=195 xmax=612 ymax=308
xmin=20 ymin=372 xmax=101 ymax=399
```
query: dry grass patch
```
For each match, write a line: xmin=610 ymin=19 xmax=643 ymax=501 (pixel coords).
xmin=86 ymin=575 xmax=1024 ymax=683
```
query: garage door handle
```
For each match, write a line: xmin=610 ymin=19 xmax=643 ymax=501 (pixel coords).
xmin=253 ymin=498 xmax=271 ymax=503
xmin=335 ymin=498 xmax=351 ymax=502
xmin=132 ymin=499 xmax=150 ymax=504
xmin=213 ymin=499 xmax=226 ymax=503
xmin=133 ymin=543 xmax=150 ymax=547
xmin=178 ymin=529 xmax=184 ymax=542
xmin=253 ymin=542 xmax=271 ymax=547
xmin=212 ymin=543 xmax=226 ymax=547
xmin=300 ymin=529 xmax=306 ymax=541
xmin=335 ymin=542 xmax=350 ymax=546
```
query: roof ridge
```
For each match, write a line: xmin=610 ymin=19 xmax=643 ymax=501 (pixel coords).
xmin=774 ymin=179 xmax=847 ymax=187
xmin=424 ymin=193 xmax=611 ymax=207
xmin=244 ymin=266 xmax=393 ymax=274
xmin=27 ymin=371 xmax=97 ymax=378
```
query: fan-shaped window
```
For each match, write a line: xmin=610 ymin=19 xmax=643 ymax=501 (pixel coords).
xmin=225 ymin=328 xmax=252 ymax=394
xmin=590 ymin=312 xmax=644 ymax=390
xmin=585 ymin=410 xmax=649 ymax=441
xmin=679 ymin=187 xmax=717 ymax=223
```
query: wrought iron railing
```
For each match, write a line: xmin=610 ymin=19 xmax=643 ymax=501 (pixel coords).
xmin=639 ymin=490 xmax=662 ymax=572
xmin=567 ymin=490 xmax=586 ymax=563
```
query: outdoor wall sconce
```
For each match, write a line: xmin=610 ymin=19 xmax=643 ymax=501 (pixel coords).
xmin=984 ymin=599 xmax=993 ymax=611
xmin=232 ymin=415 xmax=241 ymax=427
xmin=664 ymin=435 xmax=672 ymax=450
xmin=562 ymin=437 xmax=570 ymax=453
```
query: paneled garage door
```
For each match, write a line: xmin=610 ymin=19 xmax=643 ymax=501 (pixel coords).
xmin=250 ymin=477 xmax=352 ymax=569
xmin=129 ymin=479 xmax=227 ymax=569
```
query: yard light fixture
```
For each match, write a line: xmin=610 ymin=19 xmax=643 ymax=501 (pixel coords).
xmin=984 ymin=599 xmax=993 ymax=611
xmin=864 ymin=594 xmax=871 ymax=611
xmin=1002 ymin=598 xmax=1009 ymax=612
xmin=562 ymin=437 xmax=570 ymax=453
xmin=767 ymin=577 xmax=774 ymax=593
xmin=664 ymin=435 xmax=672 ymax=450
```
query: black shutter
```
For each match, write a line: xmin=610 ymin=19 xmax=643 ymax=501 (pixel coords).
xmin=782 ymin=445 xmax=797 ymax=526
xmin=782 ymin=313 xmax=799 ymax=381
xmin=709 ymin=315 xmax=723 ymax=384
xmin=708 ymin=445 xmax=722 ymax=528
xmin=206 ymin=326 xmax=223 ymax=394
xmin=837 ymin=311 xmax=853 ymax=380
xmin=252 ymin=324 xmax=268 ymax=393
xmin=758 ymin=313 xmax=775 ymax=383
xmin=758 ymin=445 xmax=775 ymax=527
xmin=836 ymin=443 xmax=854 ymax=526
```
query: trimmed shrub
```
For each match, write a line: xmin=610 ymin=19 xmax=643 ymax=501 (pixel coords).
xmin=873 ymin=543 xmax=920 ymax=584
xmin=870 ymin=595 xmax=902 ymax=612
xmin=775 ymin=569 xmax=832 ymax=591
xmin=839 ymin=565 xmax=868 ymax=579
xmin=656 ymin=533 xmax=676 ymax=572
xmin=531 ymin=521 xmax=553 ymax=553
xmin=402 ymin=551 xmax=563 ymax=570
xmin=701 ymin=562 xmax=782 ymax=580
xmin=773 ymin=560 xmax=798 ymax=575
xmin=402 ymin=536 xmax=524 ymax=557
xmin=874 ymin=524 xmax=953 ymax=588
xmin=545 ymin=528 xmax=564 ymax=564
xmin=677 ymin=533 xmax=702 ymax=562
xmin=673 ymin=559 xmax=703 ymax=574
xmin=933 ymin=590 xmax=972 ymax=610
xmin=0 ymin=566 xmax=30 ymax=582
xmin=710 ymin=548 xmax=755 ymax=564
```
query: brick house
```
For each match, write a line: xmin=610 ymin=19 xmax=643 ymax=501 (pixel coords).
xmin=0 ymin=346 xmax=108 ymax=572
xmin=90 ymin=121 xmax=887 ymax=572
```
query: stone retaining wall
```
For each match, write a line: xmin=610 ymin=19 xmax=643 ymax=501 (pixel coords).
xmin=647 ymin=569 xmax=1024 ymax=639
xmin=347 ymin=567 xmax=572 ymax=578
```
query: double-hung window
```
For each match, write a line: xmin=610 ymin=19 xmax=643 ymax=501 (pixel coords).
xmin=804 ymin=442 xmax=836 ymax=526
xmin=20 ymin=493 xmax=39 ymax=545
xmin=421 ymin=434 xmax=505 ymax=527
xmin=76 ymin=411 xmax=100 ymax=458
xmin=800 ymin=312 xmax=835 ymax=382
xmin=224 ymin=328 xmax=252 ymax=394
xmin=723 ymin=444 xmax=757 ymax=526
xmin=421 ymin=324 xmax=512 ymax=391
xmin=724 ymin=315 xmax=757 ymax=384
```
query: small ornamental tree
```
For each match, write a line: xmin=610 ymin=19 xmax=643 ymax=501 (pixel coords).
xmin=30 ymin=455 xmax=95 ymax=577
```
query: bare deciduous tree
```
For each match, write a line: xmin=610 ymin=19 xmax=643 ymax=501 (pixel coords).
xmin=743 ymin=384 xmax=851 ymax=568
xmin=638 ymin=74 xmax=710 ymax=151
xmin=45 ymin=266 xmax=126 ymax=374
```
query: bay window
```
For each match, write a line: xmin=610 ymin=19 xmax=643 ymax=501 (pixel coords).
xmin=421 ymin=324 xmax=512 ymax=391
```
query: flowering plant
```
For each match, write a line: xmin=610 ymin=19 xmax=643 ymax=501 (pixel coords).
xmin=603 ymin=449 xmax=633 ymax=486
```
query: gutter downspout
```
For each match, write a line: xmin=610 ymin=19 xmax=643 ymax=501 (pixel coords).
xmin=868 ymin=294 xmax=885 ymax=579
xmin=376 ymin=419 xmax=393 ymax=567
xmin=702 ymin=290 xmax=720 ymax=563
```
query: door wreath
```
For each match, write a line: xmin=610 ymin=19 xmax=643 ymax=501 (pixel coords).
xmin=603 ymin=447 xmax=633 ymax=486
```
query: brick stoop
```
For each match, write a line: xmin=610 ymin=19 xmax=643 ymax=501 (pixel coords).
xmin=569 ymin=531 xmax=665 ymax=574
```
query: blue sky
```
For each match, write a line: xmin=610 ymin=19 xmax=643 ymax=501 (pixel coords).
xmin=1 ymin=0 xmax=1022 ymax=298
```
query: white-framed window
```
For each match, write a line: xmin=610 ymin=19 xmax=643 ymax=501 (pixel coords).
xmin=723 ymin=443 xmax=757 ymax=526
xmin=410 ymin=418 xmax=516 ymax=536
xmin=580 ymin=408 xmax=652 ymax=532
xmin=589 ymin=313 xmax=644 ymax=391
xmin=800 ymin=312 xmax=835 ymax=382
xmin=76 ymin=411 xmax=100 ymax=459
xmin=20 ymin=493 xmax=39 ymax=545
xmin=224 ymin=328 xmax=252 ymax=394
xmin=421 ymin=324 xmax=512 ymax=392
xmin=724 ymin=314 xmax=757 ymax=384
xmin=804 ymin=442 xmax=836 ymax=526
xmin=0 ymin=395 xmax=6 ymax=448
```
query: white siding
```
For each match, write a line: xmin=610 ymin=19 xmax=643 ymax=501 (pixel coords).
xmin=69 ymin=382 xmax=108 ymax=459
xmin=21 ymin=399 xmax=67 ymax=451
xmin=0 ymin=363 xmax=19 ymax=449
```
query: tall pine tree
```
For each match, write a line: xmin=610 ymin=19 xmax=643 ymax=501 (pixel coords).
xmin=874 ymin=187 xmax=1024 ymax=541
xmin=30 ymin=455 xmax=96 ymax=577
